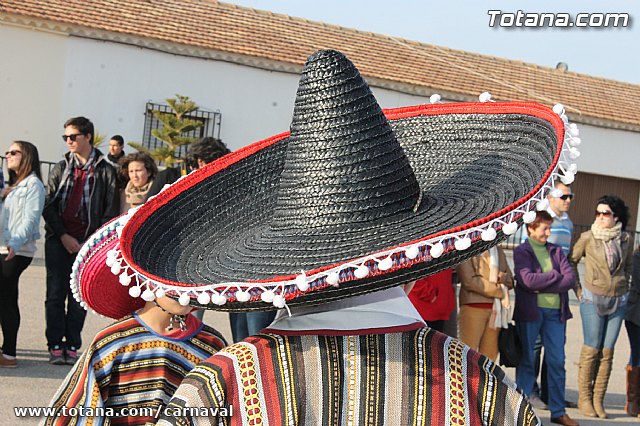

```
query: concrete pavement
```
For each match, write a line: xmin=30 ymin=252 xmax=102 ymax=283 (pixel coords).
xmin=0 ymin=261 xmax=637 ymax=425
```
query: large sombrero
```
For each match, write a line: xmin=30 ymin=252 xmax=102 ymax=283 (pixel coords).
xmin=99 ymin=49 xmax=579 ymax=312
xmin=70 ymin=215 xmax=146 ymax=319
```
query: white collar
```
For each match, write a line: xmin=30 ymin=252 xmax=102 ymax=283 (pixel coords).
xmin=546 ymin=206 xmax=569 ymax=221
xmin=267 ymin=287 xmax=425 ymax=332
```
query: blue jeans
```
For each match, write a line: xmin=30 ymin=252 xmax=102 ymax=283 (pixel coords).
xmin=229 ymin=311 xmax=277 ymax=343
xmin=516 ymin=308 xmax=567 ymax=418
xmin=580 ymin=301 xmax=625 ymax=349
xmin=626 ymin=320 xmax=640 ymax=366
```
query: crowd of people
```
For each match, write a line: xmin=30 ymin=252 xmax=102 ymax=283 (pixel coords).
xmin=0 ymin=49 xmax=638 ymax=425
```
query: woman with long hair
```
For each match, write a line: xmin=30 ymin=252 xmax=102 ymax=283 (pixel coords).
xmin=571 ymin=194 xmax=633 ymax=418
xmin=0 ymin=141 xmax=45 ymax=367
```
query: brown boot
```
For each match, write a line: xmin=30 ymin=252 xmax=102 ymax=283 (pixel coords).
xmin=577 ymin=345 xmax=598 ymax=417
xmin=626 ymin=365 xmax=640 ymax=417
xmin=593 ymin=348 xmax=614 ymax=419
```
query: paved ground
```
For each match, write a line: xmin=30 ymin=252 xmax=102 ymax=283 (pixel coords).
xmin=1 ymin=260 xmax=637 ymax=425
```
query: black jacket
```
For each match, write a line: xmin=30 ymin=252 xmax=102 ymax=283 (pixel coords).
xmin=42 ymin=149 xmax=119 ymax=241
xmin=147 ymin=167 xmax=181 ymax=199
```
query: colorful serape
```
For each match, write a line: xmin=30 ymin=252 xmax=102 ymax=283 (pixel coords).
xmin=42 ymin=314 xmax=226 ymax=426
xmin=158 ymin=325 xmax=540 ymax=425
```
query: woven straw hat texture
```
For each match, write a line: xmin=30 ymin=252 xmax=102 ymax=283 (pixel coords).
xmin=118 ymin=50 xmax=560 ymax=311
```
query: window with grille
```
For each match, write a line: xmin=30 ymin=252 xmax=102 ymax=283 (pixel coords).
xmin=141 ymin=102 xmax=222 ymax=163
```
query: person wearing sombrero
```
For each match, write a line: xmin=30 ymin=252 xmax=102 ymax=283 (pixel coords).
xmin=41 ymin=215 xmax=227 ymax=426
xmin=103 ymin=50 xmax=578 ymax=424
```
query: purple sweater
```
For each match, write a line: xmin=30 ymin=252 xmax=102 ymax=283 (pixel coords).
xmin=513 ymin=240 xmax=575 ymax=322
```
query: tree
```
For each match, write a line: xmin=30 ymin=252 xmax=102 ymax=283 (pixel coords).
xmin=129 ymin=94 xmax=203 ymax=167
xmin=92 ymin=132 xmax=105 ymax=149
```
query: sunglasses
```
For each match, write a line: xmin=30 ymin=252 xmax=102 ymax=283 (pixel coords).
xmin=61 ymin=133 xmax=84 ymax=142
xmin=5 ymin=150 xmax=21 ymax=156
xmin=595 ymin=210 xmax=613 ymax=217
xmin=558 ymin=194 xmax=574 ymax=201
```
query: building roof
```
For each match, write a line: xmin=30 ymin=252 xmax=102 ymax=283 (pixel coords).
xmin=2 ymin=0 xmax=639 ymax=130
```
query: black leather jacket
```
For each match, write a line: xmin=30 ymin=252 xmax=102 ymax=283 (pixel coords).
xmin=42 ymin=149 xmax=119 ymax=241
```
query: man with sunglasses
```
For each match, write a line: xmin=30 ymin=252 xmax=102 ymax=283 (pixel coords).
xmin=520 ymin=180 xmax=576 ymax=410
xmin=42 ymin=116 xmax=119 ymax=365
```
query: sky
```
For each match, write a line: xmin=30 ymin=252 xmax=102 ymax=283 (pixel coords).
xmin=226 ymin=0 xmax=639 ymax=85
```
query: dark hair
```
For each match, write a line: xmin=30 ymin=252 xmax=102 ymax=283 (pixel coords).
xmin=119 ymin=152 xmax=158 ymax=183
xmin=64 ymin=116 xmax=94 ymax=144
xmin=526 ymin=210 xmax=553 ymax=233
xmin=8 ymin=141 xmax=42 ymax=185
xmin=596 ymin=195 xmax=630 ymax=230
xmin=110 ymin=135 xmax=125 ymax=146
xmin=188 ymin=137 xmax=231 ymax=167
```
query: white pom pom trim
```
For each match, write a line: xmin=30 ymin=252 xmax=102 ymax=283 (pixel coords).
xmin=502 ymin=222 xmax=518 ymax=235
xmin=378 ymin=257 xmax=393 ymax=271
xmin=478 ymin=92 xmax=492 ymax=102
xmin=522 ymin=210 xmax=537 ymax=224
xmin=129 ymin=286 xmax=141 ymax=298
xmin=560 ymin=171 xmax=575 ymax=185
xmin=261 ymin=290 xmax=275 ymax=303
xmin=236 ymin=291 xmax=251 ymax=302
xmin=178 ymin=293 xmax=191 ymax=306
xmin=141 ymin=289 xmax=156 ymax=302
xmin=354 ymin=264 xmax=370 ymax=279
xmin=536 ymin=198 xmax=550 ymax=211
xmin=197 ymin=292 xmax=211 ymax=305
xmin=430 ymin=242 xmax=445 ymax=258
xmin=552 ymin=104 xmax=565 ymax=115
xmin=326 ymin=271 xmax=340 ymax=286
xmin=119 ymin=273 xmax=131 ymax=286
xmin=273 ymin=295 xmax=286 ymax=309
xmin=481 ymin=227 xmax=497 ymax=241
xmin=454 ymin=237 xmax=471 ymax=251
xmin=295 ymin=272 xmax=309 ymax=291
xmin=429 ymin=94 xmax=441 ymax=104
xmin=550 ymin=188 xmax=563 ymax=198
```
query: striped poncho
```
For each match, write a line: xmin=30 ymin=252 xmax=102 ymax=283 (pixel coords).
xmin=42 ymin=314 xmax=227 ymax=426
xmin=158 ymin=325 xmax=540 ymax=425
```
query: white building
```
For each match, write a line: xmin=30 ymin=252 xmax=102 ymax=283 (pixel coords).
xmin=1 ymin=0 xmax=639 ymax=229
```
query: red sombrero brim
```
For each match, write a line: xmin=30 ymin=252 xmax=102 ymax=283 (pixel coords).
xmin=71 ymin=216 xmax=146 ymax=319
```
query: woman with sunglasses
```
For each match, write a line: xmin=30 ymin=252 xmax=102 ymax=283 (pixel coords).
xmin=571 ymin=194 xmax=633 ymax=418
xmin=0 ymin=141 xmax=45 ymax=367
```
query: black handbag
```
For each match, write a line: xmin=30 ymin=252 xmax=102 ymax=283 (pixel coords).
xmin=498 ymin=322 xmax=522 ymax=368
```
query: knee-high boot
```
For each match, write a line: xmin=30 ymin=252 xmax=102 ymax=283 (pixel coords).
xmin=626 ymin=365 xmax=640 ymax=417
xmin=593 ymin=348 xmax=614 ymax=419
xmin=577 ymin=345 xmax=599 ymax=417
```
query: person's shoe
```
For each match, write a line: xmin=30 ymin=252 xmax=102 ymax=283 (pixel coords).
xmin=0 ymin=355 xmax=17 ymax=368
xmin=48 ymin=346 xmax=65 ymax=365
xmin=528 ymin=393 xmax=548 ymax=411
xmin=65 ymin=347 xmax=79 ymax=365
xmin=550 ymin=414 xmax=579 ymax=426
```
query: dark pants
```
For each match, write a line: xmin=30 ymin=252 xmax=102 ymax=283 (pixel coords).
xmin=45 ymin=237 xmax=86 ymax=350
xmin=0 ymin=254 xmax=32 ymax=356
xmin=229 ymin=311 xmax=277 ymax=343
xmin=626 ymin=320 xmax=640 ymax=366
